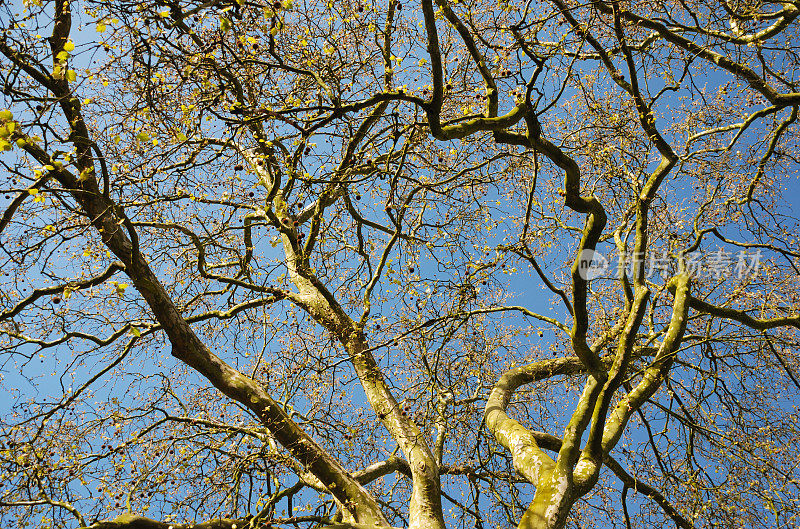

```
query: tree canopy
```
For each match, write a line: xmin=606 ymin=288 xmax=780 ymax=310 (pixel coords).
xmin=1 ymin=0 xmax=800 ymax=528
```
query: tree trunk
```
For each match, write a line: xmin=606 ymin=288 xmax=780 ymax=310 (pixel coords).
xmin=519 ymin=468 xmax=574 ymax=529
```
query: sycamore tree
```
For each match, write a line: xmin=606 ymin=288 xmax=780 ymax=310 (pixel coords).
xmin=1 ymin=0 xmax=800 ymax=528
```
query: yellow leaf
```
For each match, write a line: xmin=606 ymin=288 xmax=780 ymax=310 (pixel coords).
xmin=79 ymin=167 xmax=94 ymax=181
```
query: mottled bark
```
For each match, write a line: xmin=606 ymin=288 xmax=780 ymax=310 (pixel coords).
xmin=280 ymin=233 xmax=445 ymax=529
xmin=7 ymin=87 xmax=389 ymax=529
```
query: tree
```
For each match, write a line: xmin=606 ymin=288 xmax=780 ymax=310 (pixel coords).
xmin=1 ymin=0 xmax=799 ymax=528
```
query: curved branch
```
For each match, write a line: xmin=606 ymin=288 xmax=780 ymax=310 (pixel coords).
xmin=685 ymin=295 xmax=800 ymax=331
xmin=484 ymin=357 xmax=595 ymax=485
xmin=0 ymin=263 xmax=124 ymax=320
xmin=0 ymin=175 xmax=51 ymax=239
xmin=603 ymin=456 xmax=694 ymax=529
xmin=85 ymin=514 xmax=251 ymax=529
xmin=514 ymin=431 xmax=695 ymax=529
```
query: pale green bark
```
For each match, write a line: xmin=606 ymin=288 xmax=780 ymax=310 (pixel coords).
xmin=279 ymin=230 xmax=445 ymax=529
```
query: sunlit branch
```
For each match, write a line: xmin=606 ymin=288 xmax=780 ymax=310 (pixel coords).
xmin=605 ymin=5 xmax=800 ymax=106
xmin=0 ymin=497 xmax=86 ymax=528
xmin=0 ymin=262 xmax=124 ymax=320
xmin=603 ymin=457 xmax=694 ymax=529
xmin=0 ymin=173 xmax=51 ymax=238
xmin=742 ymin=105 xmax=798 ymax=203
xmin=684 ymin=294 xmax=800 ymax=331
